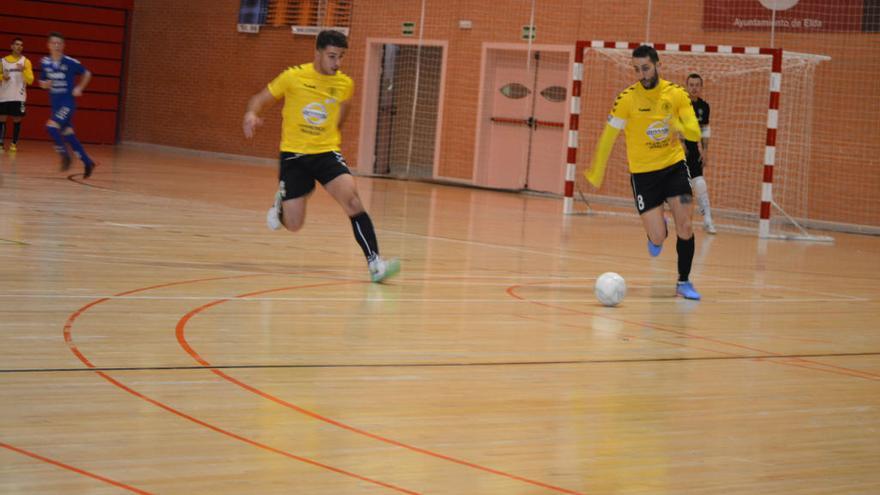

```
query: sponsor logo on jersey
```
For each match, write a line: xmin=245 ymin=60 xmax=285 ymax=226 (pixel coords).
xmin=646 ymin=121 xmax=670 ymax=142
xmin=302 ymin=102 xmax=328 ymax=125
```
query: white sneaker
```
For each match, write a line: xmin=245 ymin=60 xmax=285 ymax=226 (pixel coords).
xmin=704 ymin=220 xmax=717 ymax=235
xmin=368 ymin=257 xmax=401 ymax=283
xmin=266 ymin=191 xmax=283 ymax=231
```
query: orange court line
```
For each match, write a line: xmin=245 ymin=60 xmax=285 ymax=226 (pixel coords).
xmin=63 ymin=275 xmax=421 ymax=495
xmin=175 ymin=282 xmax=587 ymax=495
xmin=0 ymin=441 xmax=154 ymax=494
xmin=506 ymin=282 xmax=880 ymax=382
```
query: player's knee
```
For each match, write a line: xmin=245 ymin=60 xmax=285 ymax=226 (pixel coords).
xmin=343 ymin=194 xmax=364 ymax=215
xmin=677 ymin=219 xmax=694 ymax=238
xmin=645 ymin=220 xmax=667 ymax=244
xmin=283 ymin=215 xmax=305 ymax=232
xmin=692 ymin=176 xmax=708 ymax=196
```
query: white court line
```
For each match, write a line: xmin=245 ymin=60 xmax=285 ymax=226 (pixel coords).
xmin=0 ymin=250 xmax=652 ymax=282
xmin=0 ymin=246 xmax=867 ymax=302
xmin=0 ymin=212 xmax=868 ymax=301
xmin=103 ymin=222 xmax=168 ymax=229
xmin=0 ymin=244 xmax=868 ymax=302
xmin=380 ymin=230 xmax=871 ymax=300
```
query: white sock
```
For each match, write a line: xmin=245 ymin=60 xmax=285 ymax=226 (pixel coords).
xmin=691 ymin=176 xmax=712 ymax=222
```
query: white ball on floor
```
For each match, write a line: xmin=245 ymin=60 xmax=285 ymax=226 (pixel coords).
xmin=594 ymin=272 xmax=626 ymax=307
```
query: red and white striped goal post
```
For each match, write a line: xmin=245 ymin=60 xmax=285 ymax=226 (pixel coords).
xmin=564 ymin=40 xmax=782 ymax=239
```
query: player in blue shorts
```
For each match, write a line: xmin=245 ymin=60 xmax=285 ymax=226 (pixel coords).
xmin=38 ymin=32 xmax=96 ymax=178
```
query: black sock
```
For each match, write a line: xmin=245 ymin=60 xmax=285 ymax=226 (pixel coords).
xmin=676 ymin=235 xmax=695 ymax=282
xmin=12 ymin=122 xmax=21 ymax=143
xmin=0 ymin=121 xmax=5 ymax=145
xmin=350 ymin=212 xmax=379 ymax=261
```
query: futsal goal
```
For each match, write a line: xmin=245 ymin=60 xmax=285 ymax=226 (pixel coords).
xmin=564 ymin=40 xmax=831 ymax=242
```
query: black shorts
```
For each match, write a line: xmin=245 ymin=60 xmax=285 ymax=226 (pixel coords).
xmin=278 ymin=151 xmax=351 ymax=199
xmin=0 ymin=100 xmax=26 ymax=117
xmin=630 ymin=161 xmax=693 ymax=214
xmin=684 ymin=141 xmax=703 ymax=178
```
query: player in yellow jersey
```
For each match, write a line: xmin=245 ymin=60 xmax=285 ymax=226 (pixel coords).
xmin=584 ymin=45 xmax=702 ymax=300
xmin=0 ymin=38 xmax=34 ymax=153
xmin=242 ymin=30 xmax=399 ymax=283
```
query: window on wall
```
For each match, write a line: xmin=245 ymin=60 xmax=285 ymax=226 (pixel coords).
xmin=271 ymin=0 xmax=352 ymax=28
xmin=238 ymin=0 xmax=269 ymax=25
xmin=239 ymin=0 xmax=352 ymax=31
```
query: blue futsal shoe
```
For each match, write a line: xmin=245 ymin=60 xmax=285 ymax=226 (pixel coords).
xmin=647 ymin=239 xmax=663 ymax=257
xmin=676 ymin=281 xmax=701 ymax=300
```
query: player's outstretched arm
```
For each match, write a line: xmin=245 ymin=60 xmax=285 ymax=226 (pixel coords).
xmin=584 ymin=123 xmax=621 ymax=188
xmin=243 ymin=88 xmax=277 ymax=138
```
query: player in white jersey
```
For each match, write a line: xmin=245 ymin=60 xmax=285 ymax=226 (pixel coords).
xmin=0 ymin=38 xmax=34 ymax=152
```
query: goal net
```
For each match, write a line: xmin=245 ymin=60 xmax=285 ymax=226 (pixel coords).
xmin=566 ymin=41 xmax=831 ymax=241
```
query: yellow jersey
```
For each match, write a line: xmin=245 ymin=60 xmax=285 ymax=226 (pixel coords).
xmin=267 ymin=63 xmax=353 ymax=154
xmin=607 ymin=79 xmax=698 ymax=173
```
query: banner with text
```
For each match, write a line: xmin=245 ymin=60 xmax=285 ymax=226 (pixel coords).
xmin=704 ymin=0 xmax=879 ymax=33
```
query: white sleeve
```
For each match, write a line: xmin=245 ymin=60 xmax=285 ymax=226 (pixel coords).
xmin=607 ymin=115 xmax=626 ymax=130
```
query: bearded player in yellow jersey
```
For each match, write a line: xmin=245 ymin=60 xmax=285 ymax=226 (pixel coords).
xmin=243 ymin=30 xmax=399 ymax=283
xmin=584 ymin=45 xmax=702 ymax=300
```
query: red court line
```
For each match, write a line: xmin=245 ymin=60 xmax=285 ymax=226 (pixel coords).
xmin=513 ymin=314 xmax=873 ymax=378
xmin=513 ymin=313 xmax=748 ymax=358
xmin=0 ymin=441 xmax=153 ymax=494
xmin=176 ymin=284 xmax=586 ymax=495
xmin=92 ymin=369 xmax=418 ymax=494
xmin=506 ymin=283 xmax=880 ymax=381
xmin=63 ymin=275 xmax=420 ymax=495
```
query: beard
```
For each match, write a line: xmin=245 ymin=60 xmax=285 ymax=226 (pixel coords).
xmin=640 ymin=70 xmax=659 ymax=89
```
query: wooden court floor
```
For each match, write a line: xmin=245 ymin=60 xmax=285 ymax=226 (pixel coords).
xmin=1 ymin=142 xmax=879 ymax=494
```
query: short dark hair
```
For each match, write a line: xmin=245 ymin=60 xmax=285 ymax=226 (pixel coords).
xmin=316 ymin=30 xmax=348 ymax=50
xmin=13 ymin=37 xmax=23 ymax=43
xmin=687 ymin=73 xmax=703 ymax=83
xmin=48 ymin=31 xmax=64 ymax=41
xmin=632 ymin=45 xmax=659 ymax=63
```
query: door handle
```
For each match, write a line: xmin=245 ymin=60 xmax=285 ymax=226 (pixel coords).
xmin=490 ymin=117 xmax=530 ymax=126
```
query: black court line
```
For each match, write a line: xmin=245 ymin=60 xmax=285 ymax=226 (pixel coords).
xmin=67 ymin=174 xmax=113 ymax=190
xmin=3 ymin=351 xmax=880 ymax=374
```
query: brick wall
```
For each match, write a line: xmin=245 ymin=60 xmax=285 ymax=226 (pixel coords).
xmin=0 ymin=0 xmax=131 ymax=143
xmin=123 ymin=1 xmax=880 ymax=226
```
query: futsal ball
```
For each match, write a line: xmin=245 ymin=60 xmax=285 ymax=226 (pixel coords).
xmin=594 ymin=272 xmax=626 ymax=307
